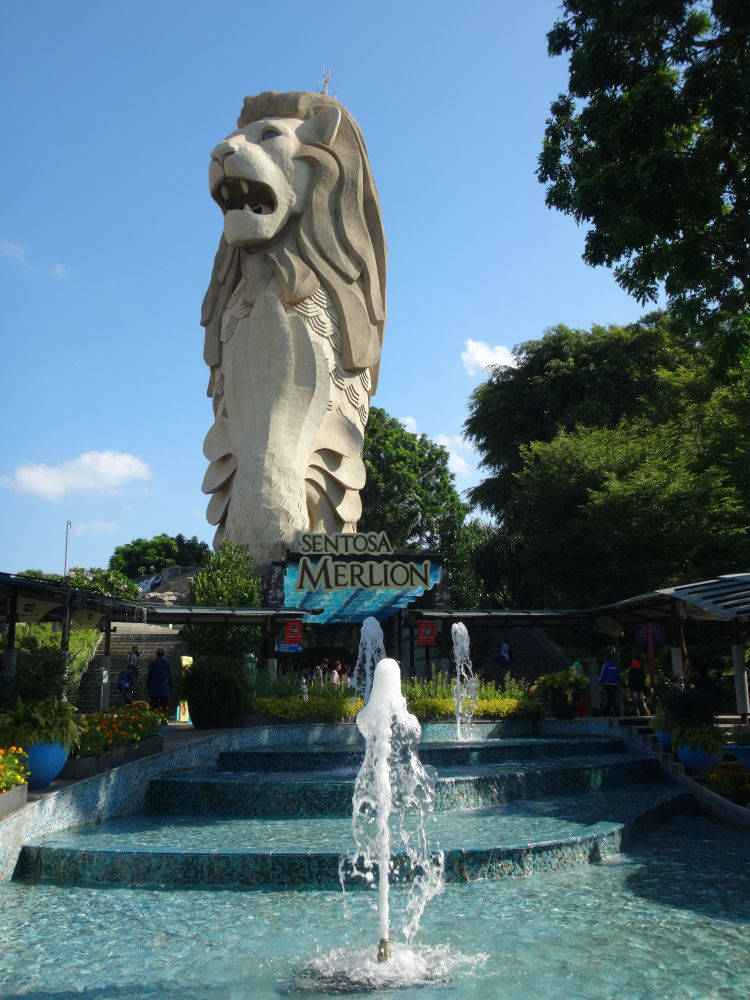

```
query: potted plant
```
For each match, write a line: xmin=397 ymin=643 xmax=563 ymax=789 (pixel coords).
xmin=650 ymin=687 xmax=724 ymax=775
xmin=0 ymin=698 xmax=80 ymax=789
xmin=178 ymin=654 xmax=254 ymax=729
xmin=533 ymin=669 xmax=589 ymax=719
xmin=723 ymin=726 xmax=750 ymax=771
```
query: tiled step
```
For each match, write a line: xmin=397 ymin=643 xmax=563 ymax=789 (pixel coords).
xmin=15 ymin=783 xmax=690 ymax=890
xmin=217 ymin=736 xmax=626 ymax=773
xmin=145 ymin=753 xmax=659 ymax=818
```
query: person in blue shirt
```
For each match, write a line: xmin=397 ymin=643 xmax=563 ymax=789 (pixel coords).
xmin=598 ymin=653 xmax=621 ymax=716
xmin=146 ymin=648 xmax=173 ymax=711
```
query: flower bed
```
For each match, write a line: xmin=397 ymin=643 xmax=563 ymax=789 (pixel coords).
xmin=72 ymin=704 xmax=167 ymax=758
xmin=56 ymin=705 xmax=168 ymax=779
xmin=0 ymin=746 xmax=29 ymax=795
xmin=706 ymin=764 xmax=750 ymax=807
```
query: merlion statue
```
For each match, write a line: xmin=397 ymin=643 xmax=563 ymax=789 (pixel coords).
xmin=200 ymin=92 xmax=387 ymax=565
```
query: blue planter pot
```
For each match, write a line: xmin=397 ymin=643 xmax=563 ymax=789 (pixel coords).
xmin=724 ymin=745 xmax=750 ymax=770
xmin=25 ymin=741 xmax=69 ymax=789
xmin=655 ymin=730 xmax=672 ymax=752
xmin=677 ymin=744 xmax=722 ymax=776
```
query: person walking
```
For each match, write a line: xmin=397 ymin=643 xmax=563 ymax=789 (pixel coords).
xmin=598 ymin=653 xmax=621 ymax=716
xmin=146 ymin=648 xmax=173 ymax=711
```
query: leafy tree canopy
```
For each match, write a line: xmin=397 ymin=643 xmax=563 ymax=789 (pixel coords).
xmin=180 ymin=540 xmax=260 ymax=660
xmin=464 ymin=312 xmax=748 ymax=606
xmin=20 ymin=566 xmax=140 ymax=602
xmin=360 ymin=407 xmax=468 ymax=552
xmin=109 ymin=533 xmax=209 ymax=579
xmin=464 ymin=311 xmax=734 ymax=512
xmin=538 ymin=0 xmax=749 ymax=354
xmin=510 ymin=419 xmax=747 ymax=606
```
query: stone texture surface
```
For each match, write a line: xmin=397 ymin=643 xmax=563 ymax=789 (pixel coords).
xmin=201 ymin=92 xmax=387 ymax=565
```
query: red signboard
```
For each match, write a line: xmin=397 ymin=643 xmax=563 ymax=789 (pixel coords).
xmin=417 ymin=621 xmax=436 ymax=646
xmin=284 ymin=619 xmax=304 ymax=643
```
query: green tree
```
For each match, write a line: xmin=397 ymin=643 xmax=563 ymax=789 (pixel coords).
xmin=109 ymin=534 xmax=179 ymax=578
xmin=465 ymin=312 xmax=710 ymax=513
xmin=464 ymin=313 xmax=748 ymax=606
xmin=446 ymin=518 xmax=522 ymax=609
xmin=179 ymin=541 xmax=261 ymax=660
xmin=21 ymin=566 xmax=139 ymax=602
xmin=538 ymin=0 xmax=749 ymax=352
xmin=360 ymin=407 xmax=468 ymax=551
xmin=109 ymin=534 xmax=210 ymax=579
xmin=510 ymin=418 xmax=747 ymax=606
xmin=173 ymin=534 xmax=210 ymax=566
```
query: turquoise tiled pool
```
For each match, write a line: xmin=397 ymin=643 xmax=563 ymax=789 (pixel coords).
xmin=1 ymin=813 xmax=747 ymax=1000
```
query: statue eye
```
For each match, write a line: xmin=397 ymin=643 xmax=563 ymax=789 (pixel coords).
xmin=260 ymin=128 xmax=279 ymax=141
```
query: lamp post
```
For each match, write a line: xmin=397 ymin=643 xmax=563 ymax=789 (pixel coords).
xmin=64 ymin=520 xmax=72 ymax=576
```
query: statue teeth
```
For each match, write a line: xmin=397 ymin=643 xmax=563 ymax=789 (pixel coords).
xmin=221 ymin=184 xmax=229 ymax=201
xmin=240 ymin=179 xmax=250 ymax=195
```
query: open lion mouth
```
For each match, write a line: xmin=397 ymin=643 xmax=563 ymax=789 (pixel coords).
xmin=212 ymin=177 xmax=276 ymax=216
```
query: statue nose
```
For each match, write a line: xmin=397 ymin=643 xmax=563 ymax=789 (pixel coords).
xmin=211 ymin=138 xmax=243 ymax=163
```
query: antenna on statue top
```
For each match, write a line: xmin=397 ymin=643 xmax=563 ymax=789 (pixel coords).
xmin=317 ymin=65 xmax=331 ymax=95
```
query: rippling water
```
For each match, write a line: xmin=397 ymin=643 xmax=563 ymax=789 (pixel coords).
xmin=1 ymin=813 xmax=747 ymax=1000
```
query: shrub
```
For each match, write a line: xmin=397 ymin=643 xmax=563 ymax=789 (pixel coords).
xmin=178 ymin=654 xmax=254 ymax=716
xmin=180 ymin=541 xmax=261 ymax=660
xmin=650 ymin=686 xmax=724 ymax=752
xmin=532 ymin=669 xmax=589 ymax=710
xmin=253 ymin=693 xmax=363 ymax=721
xmin=404 ymin=694 xmax=456 ymax=721
xmin=15 ymin=644 xmax=68 ymax=702
xmin=0 ymin=697 xmax=80 ymax=752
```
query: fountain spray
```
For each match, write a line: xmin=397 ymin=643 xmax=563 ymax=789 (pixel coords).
xmin=353 ymin=616 xmax=386 ymax=702
xmin=452 ymin=622 xmax=477 ymax=740
xmin=344 ymin=657 xmax=444 ymax=963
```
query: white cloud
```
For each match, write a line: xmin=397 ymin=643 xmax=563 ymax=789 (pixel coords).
xmin=72 ymin=520 xmax=119 ymax=536
xmin=400 ymin=416 xmax=418 ymax=434
xmin=52 ymin=263 xmax=69 ymax=279
xmin=1 ymin=451 xmax=152 ymax=501
xmin=461 ymin=339 xmax=516 ymax=377
xmin=1 ymin=241 xmax=29 ymax=265
xmin=436 ymin=433 xmax=475 ymax=479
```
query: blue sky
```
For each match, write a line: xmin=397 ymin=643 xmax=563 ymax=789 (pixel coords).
xmin=0 ymin=1 xmax=653 ymax=576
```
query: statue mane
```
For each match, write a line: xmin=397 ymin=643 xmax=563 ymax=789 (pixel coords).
xmin=201 ymin=91 xmax=387 ymax=393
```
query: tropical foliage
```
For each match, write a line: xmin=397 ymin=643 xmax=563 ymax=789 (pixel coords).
xmin=538 ymin=0 xmax=749 ymax=350
xmin=0 ymin=697 xmax=80 ymax=752
xmin=650 ymin=686 xmax=724 ymax=753
xmin=21 ymin=567 xmax=140 ymax=601
xmin=179 ymin=541 xmax=261 ymax=659
xmin=109 ymin=533 xmax=209 ymax=579
xmin=0 ymin=624 xmax=102 ymax=704
xmin=464 ymin=313 xmax=748 ymax=606
xmin=360 ymin=406 xmax=467 ymax=552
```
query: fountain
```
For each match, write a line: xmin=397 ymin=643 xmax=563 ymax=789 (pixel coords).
xmin=2 ymin=634 xmax=748 ymax=997
xmin=299 ymin=657 xmax=481 ymax=992
xmin=352 ymin=615 xmax=386 ymax=702
xmin=344 ymin=657 xmax=444 ymax=957
xmin=452 ymin=621 xmax=478 ymax=740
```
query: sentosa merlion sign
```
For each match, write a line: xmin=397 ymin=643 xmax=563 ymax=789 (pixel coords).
xmin=200 ymin=91 xmax=387 ymax=566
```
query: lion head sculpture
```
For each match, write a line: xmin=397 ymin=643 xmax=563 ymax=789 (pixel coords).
xmin=200 ymin=92 xmax=387 ymax=566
